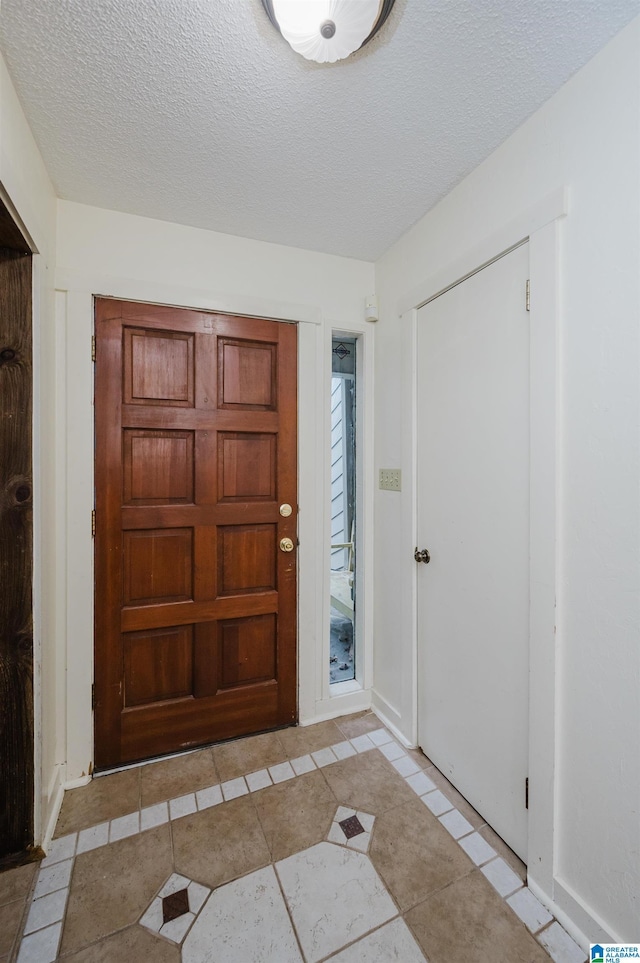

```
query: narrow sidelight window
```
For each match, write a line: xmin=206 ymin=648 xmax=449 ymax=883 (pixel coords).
xmin=330 ymin=338 xmax=356 ymax=683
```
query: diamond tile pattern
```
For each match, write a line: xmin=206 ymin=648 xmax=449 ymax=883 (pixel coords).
xmin=329 ymin=807 xmax=375 ymax=853
xmin=339 ymin=815 xmax=365 ymax=839
xmin=162 ymin=888 xmax=189 ymax=924
xmin=16 ymin=714 xmax=584 ymax=962
xmin=140 ymin=873 xmax=210 ymax=946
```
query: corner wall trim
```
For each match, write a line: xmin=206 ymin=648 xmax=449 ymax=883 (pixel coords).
xmin=527 ymin=877 xmax=611 ymax=952
xmin=41 ymin=767 xmax=66 ymax=854
xmin=371 ymin=690 xmax=414 ymax=748
xmin=546 ymin=876 xmax=620 ymax=946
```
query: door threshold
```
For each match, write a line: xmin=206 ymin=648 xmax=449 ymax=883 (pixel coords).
xmin=93 ymin=722 xmax=298 ymax=778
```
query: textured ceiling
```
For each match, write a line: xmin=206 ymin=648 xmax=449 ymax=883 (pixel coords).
xmin=1 ymin=1 xmax=638 ymax=261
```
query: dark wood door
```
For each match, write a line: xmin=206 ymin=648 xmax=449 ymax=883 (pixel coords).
xmin=0 ymin=248 xmax=33 ymax=862
xmin=94 ymin=299 xmax=297 ymax=768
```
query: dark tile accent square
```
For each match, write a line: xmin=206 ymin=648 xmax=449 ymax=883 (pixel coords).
xmin=339 ymin=815 xmax=365 ymax=839
xmin=162 ymin=888 xmax=189 ymax=924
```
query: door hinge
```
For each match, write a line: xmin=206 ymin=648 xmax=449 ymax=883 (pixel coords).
xmin=525 ymin=777 xmax=529 ymax=810
xmin=91 ymin=335 xmax=96 ymax=362
xmin=525 ymin=280 xmax=531 ymax=312
xmin=91 ymin=509 xmax=96 ymax=538
xmin=91 ymin=683 xmax=96 ymax=710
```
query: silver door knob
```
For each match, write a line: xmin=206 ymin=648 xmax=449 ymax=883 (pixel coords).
xmin=414 ymin=547 xmax=430 ymax=564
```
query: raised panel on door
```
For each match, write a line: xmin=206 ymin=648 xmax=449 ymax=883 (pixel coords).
xmin=218 ymin=432 xmax=277 ymax=502
xmin=123 ymin=429 xmax=194 ymax=505
xmin=123 ymin=328 xmax=195 ymax=407
xmin=218 ymin=339 xmax=276 ymax=409
xmin=417 ymin=244 xmax=530 ymax=861
xmin=217 ymin=525 xmax=277 ymax=595
xmin=218 ymin=614 xmax=277 ymax=688
xmin=123 ymin=625 xmax=194 ymax=707
xmin=123 ymin=528 xmax=194 ymax=605
xmin=95 ymin=299 xmax=297 ymax=767
xmin=192 ymin=614 xmax=278 ymax=698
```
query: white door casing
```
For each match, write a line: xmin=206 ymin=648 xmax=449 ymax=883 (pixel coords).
xmin=417 ymin=242 xmax=530 ymax=861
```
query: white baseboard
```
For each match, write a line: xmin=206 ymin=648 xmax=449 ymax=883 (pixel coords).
xmin=41 ymin=764 xmax=65 ymax=853
xmin=371 ymin=690 xmax=414 ymax=747
xmin=553 ymin=876 xmax=618 ymax=945
xmin=41 ymin=767 xmax=93 ymax=853
xmin=64 ymin=773 xmax=92 ymax=791
xmin=528 ymin=876 xmax=614 ymax=951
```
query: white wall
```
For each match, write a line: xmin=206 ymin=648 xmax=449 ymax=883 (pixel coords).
xmin=374 ymin=18 xmax=640 ymax=943
xmin=55 ymin=200 xmax=375 ymax=793
xmin=0 ymin=53 xmax=59 ymax=844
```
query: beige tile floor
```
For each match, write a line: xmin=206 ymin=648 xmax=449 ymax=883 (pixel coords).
xmin=3 ymin=712 xmax=587 ymax=963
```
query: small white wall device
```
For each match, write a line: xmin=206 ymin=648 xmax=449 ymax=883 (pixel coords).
xmin=365 ymin=294 xmax=378 ymax=322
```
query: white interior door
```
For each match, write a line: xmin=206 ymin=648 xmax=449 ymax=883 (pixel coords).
xmin=417 ymin=243 xmax=530 ymax=861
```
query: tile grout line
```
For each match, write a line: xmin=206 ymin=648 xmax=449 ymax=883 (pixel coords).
xmin=272 ymin=859 xmax=310 ymax=963
xmin=15 ymin=726 xmax=585 ymax=963
xmin=314 ymin=914 xmax=405 ymax=963
xmin=7 ymin=866 xmax=41 ymax=963
xmin=15 ymin=834 xmax=77 ymax=963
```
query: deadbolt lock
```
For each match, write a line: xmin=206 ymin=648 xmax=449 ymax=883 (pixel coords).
xmin=414 ymin=547 xmax=431 ymax=564
xmin=280 ymin=537 xmax=295 ymax=553
xmin=279 ymin=503 xmax=293 ymax=517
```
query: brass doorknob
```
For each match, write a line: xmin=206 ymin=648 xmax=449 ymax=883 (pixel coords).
xmin=280 ymin=537 xmax=295 ymax=553
xmin=414 ymin=547 xmax=430 ymax=564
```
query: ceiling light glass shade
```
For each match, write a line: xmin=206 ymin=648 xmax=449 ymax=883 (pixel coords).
xmin=265 ymin=0 xmax=393 ymax=64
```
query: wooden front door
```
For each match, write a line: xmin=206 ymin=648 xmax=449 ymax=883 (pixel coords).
xmin=94 ymin=299 xmax=297 ymax=769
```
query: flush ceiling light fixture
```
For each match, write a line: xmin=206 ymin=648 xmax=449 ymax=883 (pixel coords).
xmin=262 ymin=0 xmax=396 ymax=64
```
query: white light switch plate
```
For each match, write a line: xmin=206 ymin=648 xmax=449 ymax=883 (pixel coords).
xmin=379 ymin=469 xmax=401 ymax=491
